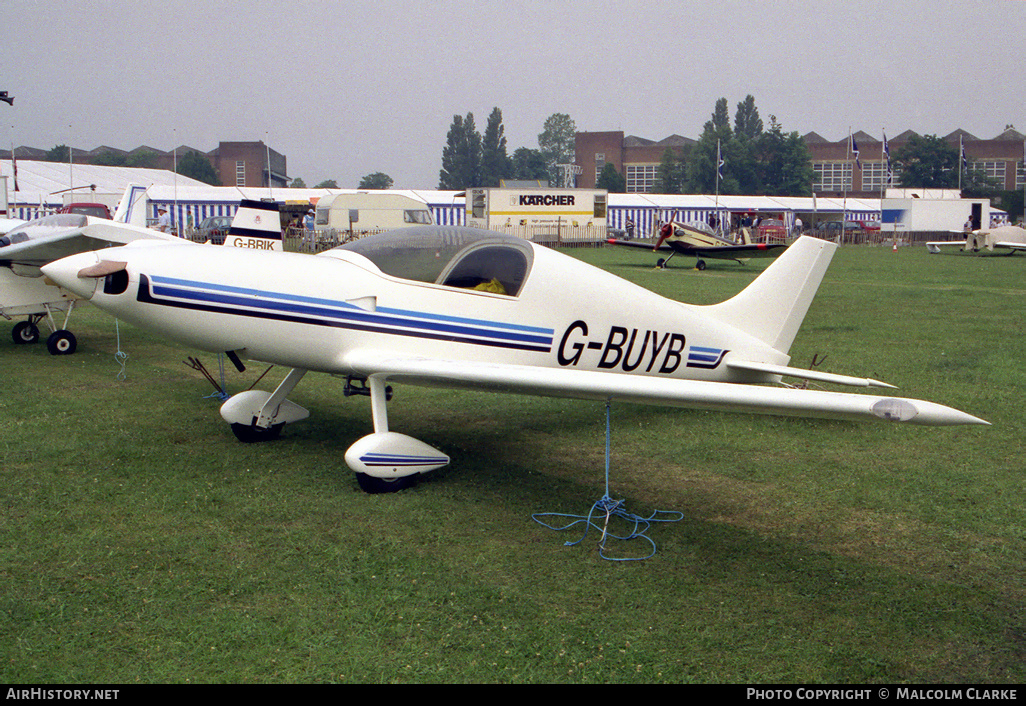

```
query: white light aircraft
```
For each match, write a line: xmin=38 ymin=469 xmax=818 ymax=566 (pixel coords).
xmin=1 ymin=184 xmax=159 ymax=352
xmin=926 ymin=225 xmax=1026 ymax=255
xmin=1 ymin=191 xmax=281 ymax=353
xmin=41 ymin=226 xmax=988 ymax=493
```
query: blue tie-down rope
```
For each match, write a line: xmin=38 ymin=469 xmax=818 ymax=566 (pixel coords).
xmin=532 ymin=401 xmax=683 ymax=561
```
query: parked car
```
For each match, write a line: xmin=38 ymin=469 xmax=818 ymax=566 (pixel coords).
xmin=756 ymin=218 xmax=787 ymax=240
xmin=814 ymin=220 xmax=871 ymax=235
xmin=197 ymin=215 xmax=233 ymax=244
xmin=58 ymin=202 xmax=111 ymax=219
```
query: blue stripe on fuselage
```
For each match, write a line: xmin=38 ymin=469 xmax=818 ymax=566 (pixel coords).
xmin=146 ymin=275 xmax=554 ymax=349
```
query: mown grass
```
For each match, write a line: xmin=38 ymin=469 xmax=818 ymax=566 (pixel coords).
xmin=1 ymin=243 xmax=1023 ymax=683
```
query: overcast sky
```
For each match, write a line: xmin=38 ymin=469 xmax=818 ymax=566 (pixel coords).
xmin=4 ymin=0 xmax=1024 ymax=189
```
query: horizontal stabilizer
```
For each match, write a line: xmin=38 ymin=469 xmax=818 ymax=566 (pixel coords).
xmin=726 ymin=360 xmax=896 ymax=388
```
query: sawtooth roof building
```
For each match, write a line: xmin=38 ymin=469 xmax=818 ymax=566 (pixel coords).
xmin=576 ymin=128 xmax=1026 ymax=198
xmin=1 ymin=141 xmax=288 ymax=190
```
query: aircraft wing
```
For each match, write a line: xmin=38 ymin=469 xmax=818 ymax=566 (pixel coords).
xmin=994 ymin=241 xmax=1026 ymax=252
xmin=344 ymin=352 xmax=988 ymax=427
xmin=0 ymin=219 xmax=182 ymax=267
xmin=688 ymin=243 xmax=786 ymax=259
xmin=607 ymin=238 xmax=786 ymax=259
xmin=925 ymin=239 xmax=967 ymax=254
xmin=607 ymin=238 xmax=673 ymax=252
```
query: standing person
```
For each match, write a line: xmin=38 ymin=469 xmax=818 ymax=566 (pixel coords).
xmin=156 ymin=206 xmax=171 ymax=233
xmin=794 ymin=216 xmax=803 ymax=236
xmin=303 ymin=209 xmax=315 ymax=250
xmin=625 ymin=217 xmax=635 ymax=240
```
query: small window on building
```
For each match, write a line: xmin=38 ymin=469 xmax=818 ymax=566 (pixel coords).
xmin=404 ymin=209 xmax=432 ymax=224
xmin=471 ymin=191 xmax=486 ymax=219
xmin=593 ymin=193 xmax=607 ymax=219
xmin=236 ymin=161 xmax=246 ymax=187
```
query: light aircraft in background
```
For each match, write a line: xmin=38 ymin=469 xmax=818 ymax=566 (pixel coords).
xmin=1 ymin=192 xmax=281 ymax=353
xmin=608 ymin=220 xmax=787 ymax=270
xmin=41 ymin=225 xmax=987 ymax=493
xmin=926 ymin=225 xmax=1026 ymax=256
xmin=1 ymin=217 xmax=26 ymax=235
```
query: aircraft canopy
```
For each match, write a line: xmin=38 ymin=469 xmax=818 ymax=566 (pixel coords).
xmin=335 ymin=226 xmax=534 ymax=296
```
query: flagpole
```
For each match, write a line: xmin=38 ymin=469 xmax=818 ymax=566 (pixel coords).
xmin=958 ymin=134 xmax=963 ymax=193
xmin=715 ymin=138 xmax=721 ymax=236
xmin=880 ymin=129 xmax=887 ymax=200
xmin=68 ymin=124 xmax=74 ymax=208
xmin=843 ymin=128 xmax=850 ymax=244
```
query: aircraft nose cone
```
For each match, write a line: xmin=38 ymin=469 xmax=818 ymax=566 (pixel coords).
xmin=40 ymin=252 xmax=100 ymax=300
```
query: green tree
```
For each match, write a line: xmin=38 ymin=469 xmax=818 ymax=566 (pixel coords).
xmin=652 ymin=148 xmax=688 ymax=194
xmin=313 ymin=179 xmax=338 ymax=189
xmin=537 ymin=113 xmax=576 ymax=186
xmin=894 ymin=134 xmax=959 ymax=188
xmin=126 ymin=150 xmax=158 ymax=168
xmin=754 ymin=117 xmax=814 ymax=196
xmin=480 ymin=107 xmax=512 ymax=188
xmin=510 ymin=147 xmax=549 ymax=183
xmin=687 ymin=98 xmax=736 ymax=194
xmin=93 ymin=150 xmax=127 ymax=166
xmin=290 ymin=177 xmax=307 ymax=188
xmin=734 ymin=95 xmax=763 ymax=141
xmin=596 ymin=162 xmax=626 ymax=193
xmin=438 ymin=112 xmax=481 ymax=189
xmin=45 ymin=144 xmax=70 ymax=162
xmin=706 ymin=98 xmax=732 ymax=137
xmin=177 ymin=150 xmax=219 ymax=185
xmin=359 ymin=172 xmax=393 ymax=189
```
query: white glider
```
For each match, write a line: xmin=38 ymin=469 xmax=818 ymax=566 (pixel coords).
xmin=926 ymin=225 xmax=1026 ymax=255
xmin=41 ymin=227 xmax=988 ymax=492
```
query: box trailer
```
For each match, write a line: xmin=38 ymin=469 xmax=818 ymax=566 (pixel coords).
xmin=314 ymin=192 xmax=433 ymax=241
xmin=464 ymin=187 xmax=607 ymax=243
xmin=881 ymin=190 xmax=990 ymax=234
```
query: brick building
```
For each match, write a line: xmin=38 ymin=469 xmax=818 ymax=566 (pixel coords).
xmin=576 ymin=128 xmax=1026 ymax=198
xmin=576 ymin=131 xmax=695 ymax=192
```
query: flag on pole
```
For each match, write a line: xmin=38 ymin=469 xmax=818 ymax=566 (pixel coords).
xmin=850 ymin=134 xmax=861 ymax=169
xmin=716 ymin=139 xmax=724 ymax=181
xmin=883 ymin=132 xmax=892 ymax=185
xmin=961 ymin=135 xmax=968 ymax=173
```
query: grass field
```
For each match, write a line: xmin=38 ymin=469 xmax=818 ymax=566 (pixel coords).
xmin=1 ymin=242 xmax=1023 ymax=683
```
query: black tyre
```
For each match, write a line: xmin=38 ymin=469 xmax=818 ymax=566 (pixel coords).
xmin=12 ymin=321 xmax=40 ymax=344
xmin=46 ymin=330 xmax=77 ymax=355
xmin=230 ymin=422 xmax=284 ymax=443
xmin=355 ymin=473 xmax=417 ymax=494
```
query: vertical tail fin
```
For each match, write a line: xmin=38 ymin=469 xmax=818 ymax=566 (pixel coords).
xmin=113 ymin=184 xmax=149 ymax=227
xmin=704 ymin=236 xmax=836 ymax=353
xmin=222 ymin=200 xmax=283 ymax=251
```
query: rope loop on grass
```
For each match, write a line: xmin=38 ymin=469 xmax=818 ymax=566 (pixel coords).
xmin=532 ymin=401 xmax=683 ymax=562
xmin=533 ymin=495 xmax=683 ymax=561
xmin=114 ymin=320 xmax=129 ymax=381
